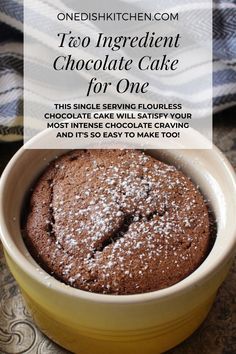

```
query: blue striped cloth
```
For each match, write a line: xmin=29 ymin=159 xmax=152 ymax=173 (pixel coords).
xmin=0 ymin=0 xmax=235 ymax=141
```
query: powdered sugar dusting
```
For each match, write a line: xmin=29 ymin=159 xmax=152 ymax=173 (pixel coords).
xmin=28 ymin=150 xmax=210 ymax=295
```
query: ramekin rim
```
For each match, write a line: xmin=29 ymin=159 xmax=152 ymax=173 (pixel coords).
xmin=0 ymin=141 xmax=236 ymax=304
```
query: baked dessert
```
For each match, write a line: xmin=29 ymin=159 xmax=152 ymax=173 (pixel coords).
xmin=24 ymin=149 xmax=211 ymax=295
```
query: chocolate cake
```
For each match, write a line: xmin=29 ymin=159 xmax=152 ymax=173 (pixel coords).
xmin=25 ymin=150 xmax=211 ymax=295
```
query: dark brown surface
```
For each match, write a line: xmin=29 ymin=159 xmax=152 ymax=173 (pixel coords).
xmin=0 ymin=107 xmax=235 ymax=352
xmin=25 ymin=149 xmax=210 ymax=294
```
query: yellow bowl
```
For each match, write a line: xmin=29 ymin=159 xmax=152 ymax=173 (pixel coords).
xmin=1 ymin=135 xmax=236 ymax=353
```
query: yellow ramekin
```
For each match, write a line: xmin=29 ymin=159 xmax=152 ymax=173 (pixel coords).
xmin=0 ymin=130 xmax=236 ymax=354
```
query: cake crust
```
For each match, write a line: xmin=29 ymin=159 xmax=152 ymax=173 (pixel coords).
xmin=25 ymin=150 xmax=211 ymax=295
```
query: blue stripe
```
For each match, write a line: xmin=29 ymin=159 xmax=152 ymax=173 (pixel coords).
xmin=0 ymin=69 xmax=20 ymax=77
xmin=0 ymin=55 xmax=23 ymax=72
xmin=0 ymin=86 xmax=23 ymax=96
xmin=0 ymin=99 xmax=23 ymax=118
xmin=213 ymin=93 xmax=236 ymax=106
xmin=214 ymin=69 xmax=236 ymax=86
xmin=0 ymin=0 xmax=23 ymax=23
